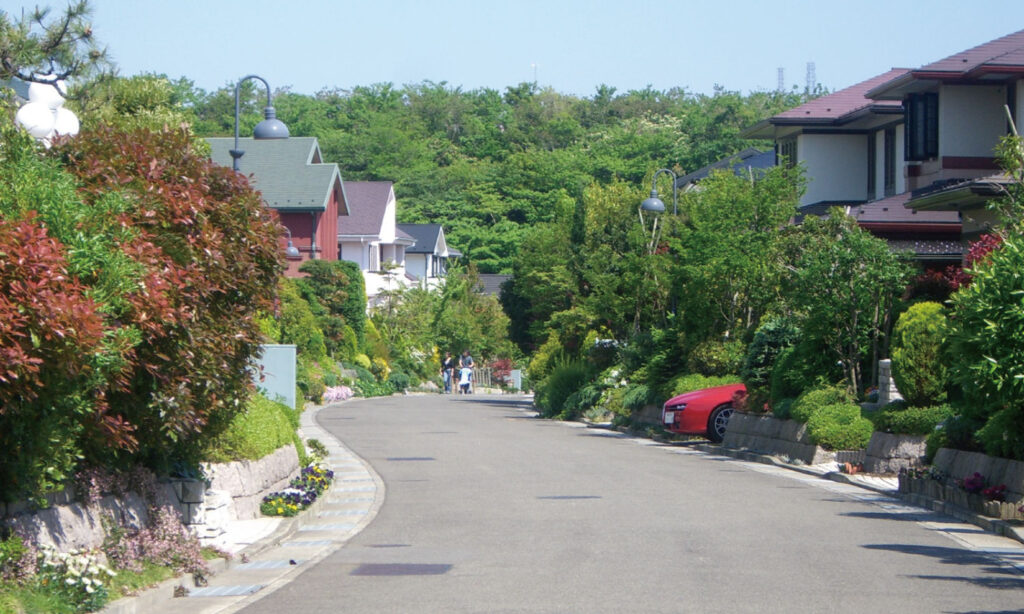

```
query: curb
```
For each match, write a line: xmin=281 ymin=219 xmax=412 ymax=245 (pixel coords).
xmin=101 ymin=399 xmax=379 ymax=613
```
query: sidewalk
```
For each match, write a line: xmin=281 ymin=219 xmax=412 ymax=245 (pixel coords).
xmin=102 ymin=401 xmax=383 ymax=614
xmin=688 ymin=440 xmax=1024 ymax=546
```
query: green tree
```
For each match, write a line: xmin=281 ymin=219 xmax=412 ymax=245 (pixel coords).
xmin=789 ymin=213 xmax=913 ymax=395
xmin=0 ymin=1 xmax=109 ymax=86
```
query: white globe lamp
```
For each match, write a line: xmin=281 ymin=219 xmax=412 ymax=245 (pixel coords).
xmin=28 ymin=80 xmax=65 ymax=110
xmin=53 ymin=107 xmax=80 ymax=136
xmin=15 ymin=102 xmax=57 ymax=139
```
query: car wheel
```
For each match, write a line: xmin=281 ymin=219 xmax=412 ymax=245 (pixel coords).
xmin=707 ymin=405 xmax=734 ymax=443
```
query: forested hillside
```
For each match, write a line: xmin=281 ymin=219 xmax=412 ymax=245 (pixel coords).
xmin=182 ymin=80 xmax=815 ymax=272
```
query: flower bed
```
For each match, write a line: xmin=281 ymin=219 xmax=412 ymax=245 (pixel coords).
xmin=260 ymin=463 xmax=334 ymax=517
xmin=899 ymin=466 xmax=1024 ymax=522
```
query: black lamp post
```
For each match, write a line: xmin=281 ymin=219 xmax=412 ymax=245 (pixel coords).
xmin=229 ymin=74 xmax=289 ymax=172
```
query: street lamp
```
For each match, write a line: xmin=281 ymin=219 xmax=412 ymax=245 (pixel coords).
xmin=229 ymin=74 xmax=289 ymax=172
xmin=283 ymin=227 xmax=301 ymax=259
xmin=640 ymin=168 xmax=678 ymax=215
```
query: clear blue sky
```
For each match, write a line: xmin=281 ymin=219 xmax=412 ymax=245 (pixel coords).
xmin=5 ymin=0 xmax=1023 ymax=97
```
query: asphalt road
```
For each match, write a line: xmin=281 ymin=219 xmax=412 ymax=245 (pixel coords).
xmin=239 ymin=394 xmax=1024 ymax=613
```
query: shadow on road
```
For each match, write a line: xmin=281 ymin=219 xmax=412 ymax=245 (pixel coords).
xmin=863 ymin=544 xmax=1022 ymax=585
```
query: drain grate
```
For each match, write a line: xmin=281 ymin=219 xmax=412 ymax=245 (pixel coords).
xmin=351 ymin=563 xmax=452 ymax=576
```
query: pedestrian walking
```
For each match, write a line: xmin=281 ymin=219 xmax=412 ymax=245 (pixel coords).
xmin=441 ymin=351 xmax=455 ymax=394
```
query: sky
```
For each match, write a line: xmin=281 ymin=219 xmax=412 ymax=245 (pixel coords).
xmin=4 ymin=0 xmax=1024 ymax=97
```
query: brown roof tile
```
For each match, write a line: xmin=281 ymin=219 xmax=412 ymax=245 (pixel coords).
xmin=772 ymin=68 xmax=909 ymax=122
xmin=916 ymin=28 xmax=1024 ymax=75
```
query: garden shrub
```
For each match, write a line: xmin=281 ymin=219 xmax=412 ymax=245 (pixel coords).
xmin=353 ymin=354 xmax=372 ymax=371
xmin=279 ymin=281 xmax=328 ymax=359
xmin=686 ymin=339 xmax=746 ymax=377
xmin=536 ymin=359 xmax=589 ymax=418
xmin=772 ymin=398 xmax=795 ymax=420
xmin=560 ymin=384 xmax=602 ymax=420
xmin=868 ymin=402 xmax=952 ymax=436
xmin=806 ymin=403 xmax=874 ymax=450
xmin=53 ymin=124 xmax=282 ymax=472
xmin=769 ymin=338 xmax=843 ymax=404
xmin=621 ymin=384 xmax=652 ymax=411
xmin=666 ymin=373 xmax=741 ymax=397
xmin=890 ymin=301 xmax=948 ymax=406
xmin=789 ymin=385 xmax=853 ymax=423
xmin=946 ymin=231 xmax=1024 ymax=460
xmin=388 ymin=371 xmax=411 ymax=393
xmin=742 ymin=317 xmax=799 ymax=395
xmin=201 ymin=394 xmax=297 ymax=463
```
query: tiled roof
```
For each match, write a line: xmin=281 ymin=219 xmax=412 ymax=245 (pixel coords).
xmin=207 ymin=137 xmax=342 ymax=212
xmin=885 ymin=238 xmax=964 ymax=258
xmin=397 ymin=223 xmax=442 ymax=253
xmin=869 ymin=29 xmax=1024 ymax=98
xmin=676 ymin=148 xmax=776 ymax=186
xmin=338 ymin=181 xmax=393 ymax=236
xmin=851 ymin=192 xmax=961 ymax=226
xmin=477 ymin=274 xmax=511 ymax=296
xmin=915 ymin=28 xmax=1024 ymax=76
xmin=771 ymin=68 xmax=908 ymax=123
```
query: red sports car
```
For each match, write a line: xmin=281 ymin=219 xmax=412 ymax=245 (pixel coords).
xmin=661 ymin=383 xmax=746 ymax=443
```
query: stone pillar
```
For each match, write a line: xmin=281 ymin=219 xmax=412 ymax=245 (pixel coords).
xmin=877 ymin=359 xmax=902 ymax=406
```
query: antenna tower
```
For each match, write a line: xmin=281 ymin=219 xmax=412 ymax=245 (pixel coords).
xmin=777 ymin=67 xmax=784 ymax=92
xmin=805 ymin=62 xmax=816 ymax=94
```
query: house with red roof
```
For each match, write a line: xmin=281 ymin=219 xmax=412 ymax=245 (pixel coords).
xmin=337 ymin=181 xmax=417 ymax=303
xmin=744 ymin=69 xmax=963 ymax=267
xmin=207 ymin=136 xmax=348 ymax=277
xmin=869 ymin=28 xmax=1024 ymax=239
xmin=744 ymin=28 xmax=1024 ymax=264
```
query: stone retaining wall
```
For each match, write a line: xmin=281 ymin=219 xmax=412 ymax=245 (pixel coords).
xmin=863 ymin=432 xmax=927 ymax=474
xmin=933 ymin=448 xmax=1024 ymax=503
xmin=722 ymin=413 xmax=836 ymax=465
xmin=2 ymin=445 xmax=300 ymax=552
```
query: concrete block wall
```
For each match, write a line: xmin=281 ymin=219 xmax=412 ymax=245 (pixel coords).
xmin=864 ymin=432 xmax=928 ymax=474
xmin=722 ymin=413 xmax=836 ymax=465
xmin=933 ymin=448 xmax=1024 ymax=503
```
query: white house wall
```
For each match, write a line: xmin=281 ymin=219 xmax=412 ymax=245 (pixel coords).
xmin=340 ymin=241 xmax=369 ymax=270
xmin=406 ymin=253 xmax=428 ymax=280
xmin=799 ymin=133 xmax=868 ymax=205
xmin=940 ymin=84 xmax=1007 ymax=158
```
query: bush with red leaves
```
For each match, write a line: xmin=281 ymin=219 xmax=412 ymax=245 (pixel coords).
xmin=0 ymin=215 xmax=108 ymax=498
xmin=49 ymin=125 xmax=284 ymax=471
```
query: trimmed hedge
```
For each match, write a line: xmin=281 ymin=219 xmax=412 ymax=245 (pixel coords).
xmin=789 ymin=385 xmax=853 ymax=423
xmin=867 ymin=402 xmax=953 ymax=436
xmin=806 ymin=403 xmax=874 ymax=451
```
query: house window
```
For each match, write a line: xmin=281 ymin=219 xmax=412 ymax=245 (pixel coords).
xmin=778 ymin=138 xmax=797 ymax=169
xmin=905 ymin=93 xmax=938 ymax=161
xmin=884 ymin=127 xmax=896 ymax=197
xmin=866 ymin=132 xmax=876 ymax=198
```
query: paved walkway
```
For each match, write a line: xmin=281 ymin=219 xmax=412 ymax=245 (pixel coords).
xmin=102 ymin=403 xmax=385 ymax=614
